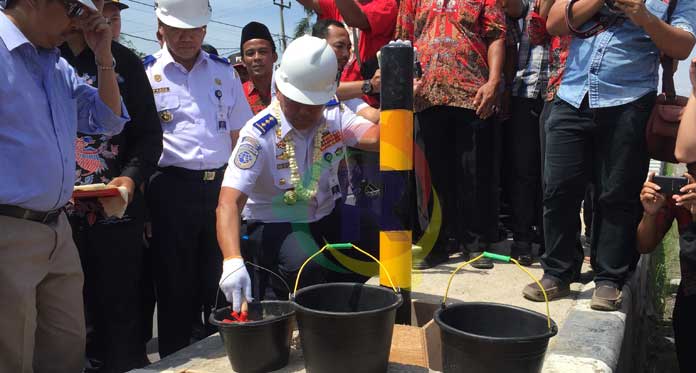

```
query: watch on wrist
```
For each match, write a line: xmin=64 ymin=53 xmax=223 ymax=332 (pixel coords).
xmin=361 ymin=79 xmax=373 ymax=95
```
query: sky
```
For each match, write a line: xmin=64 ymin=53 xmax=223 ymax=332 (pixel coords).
xmin=119 ymin=0 xmax=695 ymax=95
xmin=120 ymin=0 xmax=312 ymax=58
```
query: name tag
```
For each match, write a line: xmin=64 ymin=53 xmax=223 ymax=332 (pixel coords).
xmin=217 ymin=110 xmax=227 ymax=133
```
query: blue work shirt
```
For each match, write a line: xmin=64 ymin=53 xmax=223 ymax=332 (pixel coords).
xmin=0 ymin=12 xmax=129 ymax=211
xmin=558 ymin=0 xmax=696 ymax=108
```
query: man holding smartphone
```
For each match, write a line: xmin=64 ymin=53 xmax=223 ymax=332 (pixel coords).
xmin=0 ymin=0 xmax=128 ymax=371
xmin=524 ymin=0 xmax=696 ymax=311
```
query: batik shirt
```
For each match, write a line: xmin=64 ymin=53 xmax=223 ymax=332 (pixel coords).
xmin=395 ymin=0 xmax=507 ymax=112
xmin=527 ymin=10 xmax=570 ymax=102
xmin=59 ymin=41 xmax=161 ymax=225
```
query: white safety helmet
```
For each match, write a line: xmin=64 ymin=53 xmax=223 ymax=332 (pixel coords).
xmin=274 ymin=36 xmax=338 ymax=106
xmin=156 ymin=0 xmax=212 ymax=29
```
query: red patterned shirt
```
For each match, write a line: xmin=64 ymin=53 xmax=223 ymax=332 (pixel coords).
xmin=395 ymin=0 xmax=506 ymax=112
xmin=545 ymin=35 xmax=571 ymax=102
xmin=527 ymin=11 xmax=570 ymax=102
xmin=317 ymin=0 xmax=398 ymax=107
xmin=243 ymin=80 xmax=271 ymax=115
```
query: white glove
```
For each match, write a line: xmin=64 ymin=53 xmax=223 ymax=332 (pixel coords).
xmin=219 ymin=258 xmax=253 ymax=312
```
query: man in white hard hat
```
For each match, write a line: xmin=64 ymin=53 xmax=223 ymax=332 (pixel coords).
xmin=216 ymin=36 xmax=380 ymax=311
xmin=143 ymin=0 xmax=253 ymax=357
xmin=0 ymin=0 xmax=129 ymax=372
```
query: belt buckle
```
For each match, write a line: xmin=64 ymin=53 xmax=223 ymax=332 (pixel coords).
xmin=203 ymin=171 xmax=216 ymax=181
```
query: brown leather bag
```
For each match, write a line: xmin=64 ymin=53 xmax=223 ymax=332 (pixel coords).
xmin=645 ymin=0 xmax=687 ymax=163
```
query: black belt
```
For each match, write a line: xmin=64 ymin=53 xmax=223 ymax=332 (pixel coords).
xmin=158 ymin=165 xmax=226 ymax=182
xmin=0 ymin=205 xmax=64 ymax=225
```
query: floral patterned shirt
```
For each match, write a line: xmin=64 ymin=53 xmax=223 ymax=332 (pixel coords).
xmin=395 ymin=0 xmax=506 ymax=112
xmin=545 ymin=35 xmax=571 ymax=102
xmin=527 ymin=11 xmax=571 ymax=102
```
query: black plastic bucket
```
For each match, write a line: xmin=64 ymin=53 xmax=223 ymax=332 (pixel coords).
xmin=434 ymin=302 xmax=558 ymax=373
xmin=293 ymin=283 xmax=403 ymax=373
xmin=209 ymin=301 xmax=295 ymax=373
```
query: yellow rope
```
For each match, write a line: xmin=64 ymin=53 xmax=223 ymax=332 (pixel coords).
xmin=441 ymin=253 xmax=484 ymax=305
xmin=442 ymin=254 xmax=552 ymax=330
xmin=293 ymin=243 xmax=399 ymax=296
xmin=510 ymin=258 xmax=552 ymax=330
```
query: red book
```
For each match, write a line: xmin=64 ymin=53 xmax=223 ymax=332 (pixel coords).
xmin=72 ymin=185 xmax=121 ymax=199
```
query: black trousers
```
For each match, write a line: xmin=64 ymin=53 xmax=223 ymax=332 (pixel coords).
xmin=674 ymin=288 xmax=696 ymax=373
xmin=243 ymin=201 xmax=380 ymax=299
xmin=147 ymin=169 xmax=223 ymax=357
xmin=542 ymin=94 xmax=654 ymax=286
xmin=417 ymin=106 xmax=499 ymax=250
xmin=70 ymin=192 xmax=147 ymax=373
xmin=505 ymin=96 xmax=544 ymax=243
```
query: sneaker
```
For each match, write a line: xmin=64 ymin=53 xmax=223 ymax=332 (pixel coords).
xmin=469 ymin=251 xmax=494 ymax=269
xmin=522 ymin=276 xmax=570 ymax=302
xmin=511 ymin=241 xmax=533 ymax=267
xmin=413 ymin=249 xmax=449 ymax=270
xmin=590 ymin=285 xmax=622 ymax=311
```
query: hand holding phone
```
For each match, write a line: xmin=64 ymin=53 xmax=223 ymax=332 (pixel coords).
xmin=652 ymin=175 xmax=688 ymax=195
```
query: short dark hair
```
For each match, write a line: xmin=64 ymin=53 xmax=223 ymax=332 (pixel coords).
xmin=311 ymin=19 xmax=345 ymax=40
xmin=202 ymin=44 xmax=219 ymax=56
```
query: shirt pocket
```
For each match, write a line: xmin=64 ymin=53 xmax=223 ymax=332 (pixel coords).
xmin=646 ymin=0 xmax=669 ymax=20
xmin=154 ymin=93 xmax=180 ymax=133
xmin=272 ymin=164 xmax=292 ymax=190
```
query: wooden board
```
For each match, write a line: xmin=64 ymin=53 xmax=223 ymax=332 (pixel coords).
xmin=390 ymin=324 xmax=429 ymax=368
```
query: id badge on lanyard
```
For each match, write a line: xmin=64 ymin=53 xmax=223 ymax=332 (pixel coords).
xmin=215 ymin=89 xmax=228 ymax=133
xmin=329 ymin=161 xmax=341 ymax=201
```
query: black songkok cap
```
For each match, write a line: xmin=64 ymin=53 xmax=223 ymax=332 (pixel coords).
xmin=240 ymin=21 xmax=276 ymax=53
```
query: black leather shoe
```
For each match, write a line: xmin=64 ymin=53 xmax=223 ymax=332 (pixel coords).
xmin=469 ymin=251 xmax=494 ymax=269
xmin=413 ymin=249 xmax=449 ymax=270
xmin=511 ymin=241 xmax=533 ymax=267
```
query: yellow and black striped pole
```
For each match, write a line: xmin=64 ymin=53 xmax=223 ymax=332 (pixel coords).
xmin=379 ymin=41 xmax=414 ymax=324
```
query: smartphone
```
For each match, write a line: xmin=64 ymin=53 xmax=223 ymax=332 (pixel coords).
xmin=652 ymin=175 xmax=688 ymax=195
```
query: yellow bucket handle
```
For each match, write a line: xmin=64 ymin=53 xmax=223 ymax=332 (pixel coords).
xmin=293 ymin=243 xmax=399 ymax=297
xmin=442 ymin=252 xmax=553 ymax=330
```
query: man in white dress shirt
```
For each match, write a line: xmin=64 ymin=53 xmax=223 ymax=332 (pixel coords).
xmin=143 ymin=0 xmax=253 ymax=356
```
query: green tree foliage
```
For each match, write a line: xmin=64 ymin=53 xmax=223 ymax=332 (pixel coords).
xmin=294 ymin=8 xmax=315 ymax=38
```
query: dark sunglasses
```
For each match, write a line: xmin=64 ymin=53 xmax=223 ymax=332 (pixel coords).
xmin=60 ymin=0 xmax=86 ymax=18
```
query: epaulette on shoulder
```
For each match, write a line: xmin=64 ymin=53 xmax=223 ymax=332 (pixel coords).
xmin=209 ymin=54 xmax=231 ymax=65
xmin=326 ymin=97 xmax=340 ymax=107
xmin=142 ymin=55 xmax=156 ymax=67
xmin=252 ymin=114 xmax=278 ymax=135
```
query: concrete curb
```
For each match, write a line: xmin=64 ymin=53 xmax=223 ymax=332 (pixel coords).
xmin=543 ymin=281 xmax=631 ymax=373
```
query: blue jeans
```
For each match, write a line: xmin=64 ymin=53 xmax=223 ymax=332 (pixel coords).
xmin=542 ymin=93 xmax=655 ymax=286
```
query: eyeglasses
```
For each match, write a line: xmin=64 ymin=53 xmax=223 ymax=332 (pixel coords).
xmin=60 ymin=0 xmax=85 ymax=18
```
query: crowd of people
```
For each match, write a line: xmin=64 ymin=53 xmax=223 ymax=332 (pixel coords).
xmin=2 ymin=0 xmax=696 ymax=372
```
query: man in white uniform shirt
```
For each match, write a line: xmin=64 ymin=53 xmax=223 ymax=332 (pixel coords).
xmin=143 ymin=0 xmax=253 ymax=356
xmin=216 ymin=36 xmax=380 ymax=312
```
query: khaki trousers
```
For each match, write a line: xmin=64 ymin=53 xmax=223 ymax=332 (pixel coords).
xmin=0 ymin=213 xmax=85 ymax=373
